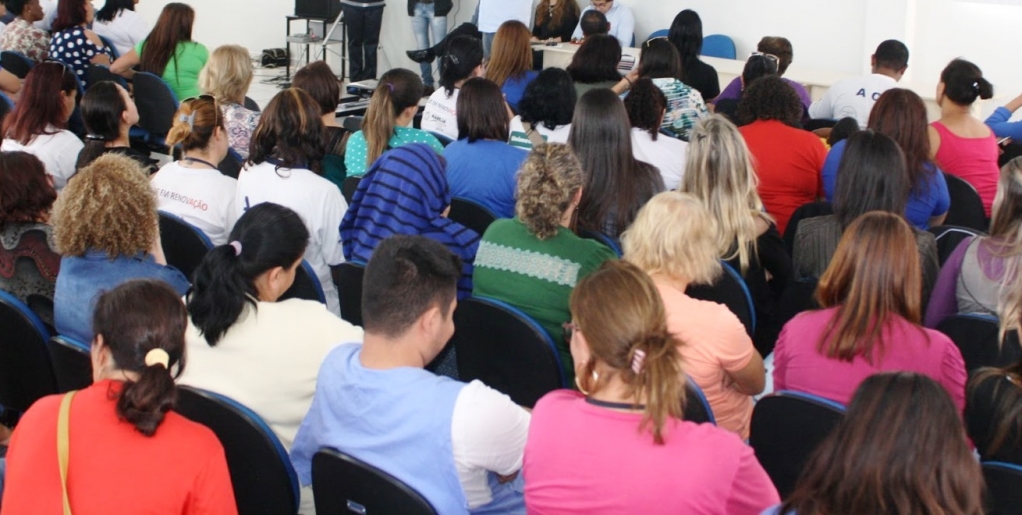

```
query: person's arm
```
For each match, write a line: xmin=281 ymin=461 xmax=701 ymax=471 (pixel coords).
xmin=110 ymin=48 xmax=139 ymax=76
xmin=186 ymin=443 xmax=240 ymax=514
xmin=713 ymin=77 xmax=742 ymax=105
xmin=984 ymin=95 xmax=1022 ymax=141
xmin=451 ymin=381 xmax=531 ymax=479
xmin=610 ymin=68 xmax=638 ymax=95
xmin=928 ymin=167 xmax=950 ymax=228
xmin=615 ymin=6 xmax=634 ymax=48
xmin=771 ymin=322 xmax=792 ymax=392
xmin=84 ymin=29 xmax=111 ymax=65
xmin=941 ymin=337 xmax=968 ymax=414
xmin=923 ymin=236 xmax=972 ymax=328
xmin=807 ymin=91 xmax=832 ymax=120
xmin=0 ymin=68 xmax=20 ymax=96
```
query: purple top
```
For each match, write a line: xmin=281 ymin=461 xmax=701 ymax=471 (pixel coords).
xmin=714 ymin=76 xmax=812 ymax=110
xmin=924 ymin=236 xmax=1010 ymax=328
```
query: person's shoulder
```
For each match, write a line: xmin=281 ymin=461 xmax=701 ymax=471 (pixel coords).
xmin=533 ymin=389 xmax=582 ymax=415
xmin=16 ymin=391 xmax=64 ymax=427
xmin=160 ymin=410 xmax=226 ymax=451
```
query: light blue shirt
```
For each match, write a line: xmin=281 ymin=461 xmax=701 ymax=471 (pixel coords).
xmin=571 ymin=3 xmax=635 ymax=47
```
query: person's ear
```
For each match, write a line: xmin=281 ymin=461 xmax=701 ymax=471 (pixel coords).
xmin=90 ymin=334 xmax=111 ymax=382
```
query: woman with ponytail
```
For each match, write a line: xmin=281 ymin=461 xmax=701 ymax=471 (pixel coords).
xmin=179 ymin=203 xmax=362 ymax=451
xmin=344 ymin=67 xmax=443 ymax=177
xmin=1 ymin=279 xmax=237 ymax=514
xmin=75 ymin=80 xmax=156 ymax=173
xmin=523 ymin=259 xmax=779 ymax=514
xmin=420 ymin=35 xmax=485 ymax=140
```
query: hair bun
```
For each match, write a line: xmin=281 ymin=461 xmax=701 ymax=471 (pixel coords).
xmin=977 ymin=77 xmax=994 ymax=100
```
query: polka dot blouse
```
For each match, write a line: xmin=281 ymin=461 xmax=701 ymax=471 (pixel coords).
xmin=48 ymin=27 xmax=112 ymax=89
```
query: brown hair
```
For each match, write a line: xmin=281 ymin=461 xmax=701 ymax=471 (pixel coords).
xmin=815 ymin=211 xmax=925 ymax=363
xmin=166 ymin=96 xmax=223 ymax=151
xmin=868 ymin=89 xmax=935 ymax=197
xmin=968 ymin=359 xmax=1022 ymax=460
xmin=293 ymin=61 xmax=340 ymax=116
xmin=455 ymin=78 xmax=508 ymax=142
xmin=362 ymin=68 xmax=423 ymax=168
xmin=783 ymin=372 xmax=984 ymax=515
xmin=486 ymin=20 xmax=533 ymax=89
xmin=3 ymin=62 xmax=77 ymax=145
xmin=248 ymin=88 xmax=326 ymax=173
xmin=515 ymin=143 xmax=584 ymax=240
xmin=0 ymin=151 xmax=56 ymax=226
xmin=533 ymin=0 xmax=580 ymax=38
xmin=757 ymin=36 xmax=793 ymax=75
xmin=139 ymin=3 xmax=195 ymax=79
xmin=570 ymin=260 xmax=684 ymax=444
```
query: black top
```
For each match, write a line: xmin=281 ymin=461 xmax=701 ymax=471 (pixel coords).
xmin=406 ymin=0 xmax=451 ymax=16
xmin=532 ymin=9 xmax=579 ymax=42
xmin=966 ymin=373 xmax=1022 ymax=465
xmin=75 ymin=146 xmax=159 ymax=175
xmin=725 ymin=224 xmax=793 ymax=355
xmin=682 ymin=58 xmax=720 ymax=102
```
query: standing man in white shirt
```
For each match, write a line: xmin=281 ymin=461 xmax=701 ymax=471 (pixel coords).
xmin=571 ymin=0 xmax=634 ymax=48
xmin=808 ymin=39 xmax=909 ymax=128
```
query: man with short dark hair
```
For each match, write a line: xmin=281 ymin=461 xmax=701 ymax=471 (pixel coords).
xmin=809 ymin=39 xmax=910 ymax=128
xmin=291 ymin=235 xmax=529 ymax=514
xmin=571 ymin=0 xmax=633 ymax=47
xmin=578 ymin=10 xmax=609 ymax=38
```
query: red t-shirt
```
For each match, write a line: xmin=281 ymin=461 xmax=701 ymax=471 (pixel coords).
xmin=931 ymin=121 xmax=999 ymax=217
xmin=739 ymin=120 xmax=827 ymax=235
xmin=1 ymin=380 xmax=237 ymax=515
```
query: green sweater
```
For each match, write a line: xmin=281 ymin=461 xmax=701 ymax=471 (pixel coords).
xmin=472 ymin=218 xmax=616 ymax=383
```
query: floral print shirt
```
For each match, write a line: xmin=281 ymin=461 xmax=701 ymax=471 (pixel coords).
xmin=0 ymin=18 xmax=50 ymax=62
xmin=221 ymin=102 xmax=260 ymax=159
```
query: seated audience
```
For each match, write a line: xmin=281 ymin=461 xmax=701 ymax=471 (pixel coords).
xmin=711 ymin=53 xmax=778 ymax=124
xmin=774 ymin=373 xmax=984 ymax=515
xmin=445 ymin=78 xmax=526 ymax=218
xmin=930 ymin=58 xmax=998 ymax=217
xmin=823 ymin=89 xmax=949 ymax=230
xmin=92 ymin=0 xmax=148 ymax=58
xmin=48 ymin=0 xmax=112 ymax=87
xmin=199 ymin=44 xmax=259 ymax=159
xmin=346 ymin=67 xmax=442 ymax=177
xmin=75 ymin=80 xmax=156 ymax=173
xmin=570 ymin=0 xmax=632 ymax=48
xmin=0 ymin=279 xmax=237 ymax=513
xmin=523 ymin=260 xmax=779 ymax=514
xmin=715 ymin=37 xmax=811 ymax=111
xmin=623 ymin=192 xmax=765 ymax=438
xmin=0 ymin=0 xmax=49 ymax=62
xmin=624 ymin=78 xmax=687 ymax=190
xmin=473 ymin=143 xmax=616 ymax=382
xmin=667 ymin=9 xmax=719 ymax=101
xmin=682 ymin=116 xmax=793 ymax=354
xmin=738 ymin=75 xmax=827 ymax=234
xmin=774 ymin=212 xmax=966 ymax=409
xmin=565 ymin=34 xmax=622 ymax=99
xmin=0 ymin=151 xmax=59 ymax=327
xmin=1 ymin=62 xmax=81 ymax=191
xmin=293 ymin=60 xmax=347 ymax=189
xmin=421 ymin=35 xmax=484 ymax=141
xmin=531 ymin=0 xmax=579 ymax=44
xmin=237 ymin=88 xmax=345 ymax=315
xmin=809 ymin=39 xmax=908 ymax=128
xmin=111 ymin=3 xmax=207 ymax=100
xmin=150 ymin=95 xmax=236 ymax=245
xmin=486 ymin=20 xmax=537 ymax=110
xmin=967 ymin=351 xmax=1022 ymax=465
xmin=986 ymin=90 xmax=1022 ymax=143
xmin=572 ymin=88 xmax=663 ymax=239
xmin=179 ymin=203 xmax=363 ymax=451
xmin=291 ymin=235 xmax=529 ymax=514
xmin=341 ymin=143 xmax=480 ymax=299
xmin=508 ymin=67 xmax=575 ymax=150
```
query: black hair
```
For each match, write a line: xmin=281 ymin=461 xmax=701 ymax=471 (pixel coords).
xmin=940 ymin=58 xmax=994 ymax=106
xmin=566 ymin=34 xmax=622 ymax=84
xmin=828 ymin=117 xmax=861 ymax=146
xmin=833 ymin=130 xmax=909 ymax=229
xmin=737 ymin=75 xmax=804 ymax=128
xmin=639 ymin=38 xmax=683 ymax=81
xmin=579 ymin=10 xmax=609 ymax=37
xmin=95 ymin=0 xmax=135 ymax=23
xmin=187 ymin=203 xmax=310 ymax=346
xmin=92 ymin=279 xmax=188 ymax=436
xmin=624 ymin=78 xmax=666 ymax=140
xmin=362 ymin=234 xmax=462 ymax=338
xmin=874 ymin=39 xmax=909 ymax=72
xmin=77 ymin=81 xmax=128 ymax=170
xmin=3 ymin=0 xmax=30 ymax=17
xmin=742 ymin=54 xmax=778 ymax=88
xmin=667 ymin=9 xmax=702 ymax=69
xmin=439 ymin=36 xmax=484 ymax=97
xmin=456 ymin=78 xmax=508 ymax=142
xmin=518 ymin=67 xmax=576 ymax=131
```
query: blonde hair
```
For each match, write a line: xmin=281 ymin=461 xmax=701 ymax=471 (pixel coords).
xmin=622 ymin=191 xmax=721 ymax=286
xmin=166 ymin=96 xmax=223 ymax=151
xmin=989 ymin=158 xmax=1022 ymax=340
xmin=681 ymin=115 xmax=770 ymax=274
xmin=199 ymin=45 xmax=253 ymax=105
xmin=515 ymin=143 xmax=583 ymax=240
xmin=363 ymin=68 xmax=423 ymax=167
xmin=52 ymin=154 xmax=157 ymax=257
xmin=486 ymin=20 xmax=533 ymax=89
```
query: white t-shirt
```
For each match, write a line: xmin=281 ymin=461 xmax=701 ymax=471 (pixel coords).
xmin=150 ymin=161 xmax=238 ymax=245
xmin=478 ymin=0 xmax=533 ymax=32
xmin=421 ymin=87 xmax=459 ymax=141
xmin=808 ymin=73 xmax=898 ymax=129
xmin=507 ymin=116 xmax=571 ymax=150
xmin=92 ymin=9 xmax=150 ymax=58
xmin=451 ymin=380 xmax=531 ymax=508
xmin=236 ymin=161 xmax=347 ymax=314
xmin=1 ymin=128 xmax=84 ymax=192
xmin=631 ymin=127 xmax=688 ymax=191
xmin=179 ymin=299 xmax=362 ymax=450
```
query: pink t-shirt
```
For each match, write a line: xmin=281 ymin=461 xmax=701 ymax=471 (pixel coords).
xmin=523 ymin=390 xmax=780 ymax=515
xmin=931 ymin=121 xmax=999 ymax=217
xmin=657 ymin=282 xmax=757 ymax=438
xmin=773 ymin=307 xmax=967 ymax=410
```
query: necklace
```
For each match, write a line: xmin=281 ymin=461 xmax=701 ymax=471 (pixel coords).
xmin=181 ymin=156 xmax=219 ymax=169
xmin=585 ymin=397 xmax=646 ymax=410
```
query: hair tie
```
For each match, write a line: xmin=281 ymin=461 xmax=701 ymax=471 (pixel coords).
xmin=84 ymin=134 xmax=108 ymax=142
xmin=972 ymin=81 xmax=980 ymax=92
xmin=385 ymin=82 xmax=394 ymax=93
xmin=631 ymin=348 xmax=646 ymax=374
xmin=229 ymin=240 xmax=242 ymax=256
xmin=177 ymin=111 xmax=196 ymax=130
xmin=144 ymin=348 xmax=170 ymax=369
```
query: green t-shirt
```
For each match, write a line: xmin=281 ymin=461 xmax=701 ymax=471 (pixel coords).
xmin=135 ymin=40 xmax=209 ymax=101
xmin=343 ymin=126 xmax=445 ymax=177
xmin=472 ymin=218 xmax=617 ymax=383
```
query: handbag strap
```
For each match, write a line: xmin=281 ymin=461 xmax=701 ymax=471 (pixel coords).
xmin=521 ymin=121 xmax=547 ymax=148
xmin=58 ymin=390 xmax=77 ymax=515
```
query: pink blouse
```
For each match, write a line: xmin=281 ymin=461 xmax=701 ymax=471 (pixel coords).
xmin=931 ymin=121 xmax=999 ymax=217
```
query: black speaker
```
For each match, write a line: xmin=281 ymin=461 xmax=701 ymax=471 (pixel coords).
xmin=295 ymin=0 xmax=341 ymax=20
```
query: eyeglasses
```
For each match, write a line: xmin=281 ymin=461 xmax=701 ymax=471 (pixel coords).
xmin=644 ymin=36 xmax=669 ymax=48
xmin=590 ymin=0 xmax=612 ymax=8
xmin=563 ymin=322 xmax=580 ymax=344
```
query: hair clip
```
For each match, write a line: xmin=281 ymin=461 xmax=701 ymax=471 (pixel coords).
xmin=385 ymin=82 xmax=395 ymax=93
xmin=177 ymin=111 xmax=196 ymax=130
xmin=631 ymin=349 xmax=646 ymax=374
xmin=144 ymin=348 xmax=170 ymax=369
xmin=229 ymin=240 xmax=242 ymax=256
xmin=84 ymin=134 xmax=107 ymax=142
xmin=972 ymin=81 xmax=980 ymax=92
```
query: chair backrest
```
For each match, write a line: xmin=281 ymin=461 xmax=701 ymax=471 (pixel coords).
xmin=243 ymin=96 xmax=260 ymax=112
xmin=683 ymin=378 xmax=716 ymax=425
xmin=0 ymin=51 xmax=34 ymax=79
xmin=342 ymin=116 xmax=364 ymax=132
xmin=133 ymin=71 xmax=180 ymax=139
xmin=701 ymin=34 xmax=737 ymax=59
xmin=784 ymin=201 xmax=834 ymax=256
xmin=312 ymin=448 xmax=437 ymax=515
xmin=935 ymin=313 xmax=1022 ymax=372
xmin=0 ymin=290 xmax=56 ymax=425
xmin=983 ymin=461 xmax=1022 ymax=515
xmin=332 ymin=261 xmax=365 ymax=326
xmin=85 ymin=64 xmax=128 ymax=90
xmin=646 ymin=29 xmax=670 ymax=41
xmin=47 ymin=335 xmax=92 ymax=393
xmin=97 ymin=35 xmax=119 ymax=60
xmin=176 ymin=386 xmax=300 ymax=515
xmin=577 ymin=228 xmax=622 ymax=257
xmin=428 ymin=131 xmax=454 ymax=147
xmin=686 ymin=261 xmax=756 ymax=337
xmin=451 ymin=297 xmax=565 ymax=407
xmin=279 ymin=260 xmax=326 ymax=304
xmin=218 ymin=147 xmax=244 ymax=179
xmin=158 ymin=210 xmax=213 ymax=282
xmin=342 ymin=176 xmax=362 ymax=204
xmin=448 ymin=197 xmax=498 ymax=238
xmin=927 ymin=224 xmax=982 ymax=266
xmin=0 ymin=91 xmax=12 ymax=124
xmin=943 ymin=173 xmax=989 ymax=232
xmin=749 ymin=390 xmax=846 ymax=498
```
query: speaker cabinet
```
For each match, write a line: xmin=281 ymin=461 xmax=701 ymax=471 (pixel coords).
xmin=295 ymin=0 xmax=341 ymax=20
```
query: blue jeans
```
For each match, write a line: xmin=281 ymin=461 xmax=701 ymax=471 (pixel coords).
xmin=482 ymin=32 xmax=494 ymax=59
xmin=410 ymin=3 xmax=447 ymax=87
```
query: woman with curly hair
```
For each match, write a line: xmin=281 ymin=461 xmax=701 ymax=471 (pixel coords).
xmin=508 ymin=67 xmax=575 ymax=150
xmin=738 ymin=75 xmax=826 ymax=235
xmin=624 ymin=78 xmax=687 ymax=190
xmin=52 ymin=153 xmax=189 ymax=344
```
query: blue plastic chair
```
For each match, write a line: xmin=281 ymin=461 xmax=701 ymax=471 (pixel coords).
xmin=0 ymin=290 xmax=56 ymax=427
xmin=132 ymin=71 xmax=180 ymax=151
xmin=701 ymin=34 xmax=737 ymax=59
xmin=684 ymin=377 xmax=716 ymax=425
xmin=97 ymin=35 xmax=119 ymax=60
xmin=333 ymin=261 xmax=365 ymax=326
xmin=313 ymin=448 xmax=437 ymax=515
xmin=158 ymin=210 xmax=213 ymax=282
xmin=686 ymin=261 xmax=756 ymax=337
xmin=279 ymin=260 xmax=327 ymax=304
xmin=646 ymin=29 xmax=669 ymax=41
xmin=47 ymin=335 xmax=92 ymax=393
xmin=936 ymin=313 xmax=1021 ymax=372
xmin=428 ymin=130 xmax=454 ymax=147
xmin=448 ymin=197 xmax=499 ymax=237
xmin=983 ymin=461 xmax=1022 ymax=514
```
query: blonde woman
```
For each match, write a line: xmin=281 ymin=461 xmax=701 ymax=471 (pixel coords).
xmin=473 ymin=143 xmax=617 ymax=383
xmin=681 ymin=115 xmax=793 ymax=353
xmin=199 ymin=44 xmax=259 ymax=158
xmin=622 ymin=191 xmax=765 ymax=438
